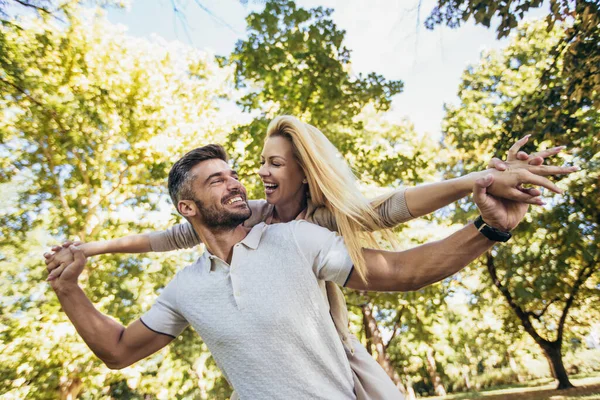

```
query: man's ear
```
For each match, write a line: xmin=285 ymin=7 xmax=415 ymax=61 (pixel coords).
xmin=178 ymin=200 xmax=197 ymax=218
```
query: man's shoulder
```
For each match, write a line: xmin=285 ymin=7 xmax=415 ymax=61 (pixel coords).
xmin=262 ymin=221 xmax=337 ymax=251
xmin=171 ymin=254 xmax=207 ymax=280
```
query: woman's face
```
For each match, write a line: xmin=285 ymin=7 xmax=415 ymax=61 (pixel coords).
xmin=258 ymin=136 xmax=307 ymax=207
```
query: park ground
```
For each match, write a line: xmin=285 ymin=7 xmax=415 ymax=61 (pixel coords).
xmin=429 ymin=375 xmax=600 ymax=400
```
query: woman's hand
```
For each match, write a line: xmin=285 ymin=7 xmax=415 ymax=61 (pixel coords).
xmin=488 ymin=134 xmax=569 ymax=172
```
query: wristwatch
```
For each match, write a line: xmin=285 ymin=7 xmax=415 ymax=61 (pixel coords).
xmin=474 ymin=215 xmax=512 ymax=242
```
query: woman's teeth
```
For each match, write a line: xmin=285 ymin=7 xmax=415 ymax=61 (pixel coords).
xmin=264 ymin=183 xmax=278 ymax=189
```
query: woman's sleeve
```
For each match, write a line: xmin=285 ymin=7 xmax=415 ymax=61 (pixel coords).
xmin=310 ymin=188 xmax=414 ymax=232
xmin=373 ymin=187 xmax=414 ymax=228
xmin=148 ymin=222 xmax=201 ymax=252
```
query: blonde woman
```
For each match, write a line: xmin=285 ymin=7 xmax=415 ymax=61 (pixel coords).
xmin=45 ymin=116 xmax=574 ymax=399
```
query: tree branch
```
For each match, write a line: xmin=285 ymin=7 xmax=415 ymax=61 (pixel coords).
xmin=0 ymin=76 xmax=69 ymax=134
xmin=486 ymin=252 xmax=550 ymax=346
xmin=557 ymin=259 xmax=598 ymax=342
xmin=11 ymin=0 xmax=52 ymax=14
xmin=385 ymin=307 xmax=404 ymax=350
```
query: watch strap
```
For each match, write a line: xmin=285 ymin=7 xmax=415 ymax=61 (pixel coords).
xmin=474 ymin=215 xmax=512 ymax=242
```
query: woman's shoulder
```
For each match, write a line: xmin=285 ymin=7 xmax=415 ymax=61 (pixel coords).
xmin=244 ymin=200 xmax=274 ymax=227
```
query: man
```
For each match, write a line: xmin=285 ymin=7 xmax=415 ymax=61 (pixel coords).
xmin=47 ymin=144 xmax=534 ymax=399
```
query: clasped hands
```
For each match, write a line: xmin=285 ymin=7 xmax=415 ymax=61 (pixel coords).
xmin=472 ymin=135 xmax=576 ymax=232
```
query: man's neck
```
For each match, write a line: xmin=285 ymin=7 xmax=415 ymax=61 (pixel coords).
xmin=192 ymin=222 xmax=250 ymax=264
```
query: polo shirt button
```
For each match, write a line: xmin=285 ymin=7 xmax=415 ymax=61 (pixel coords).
xmin=234 ymin=291 xmax=240 ymax=296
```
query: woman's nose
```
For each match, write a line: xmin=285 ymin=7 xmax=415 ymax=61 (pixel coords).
xmin=258 ymin=164 xmax=269 ymax=177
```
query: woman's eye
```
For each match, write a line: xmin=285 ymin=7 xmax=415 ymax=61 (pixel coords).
xmin=272 ymin=163 xmax=281 ymax=167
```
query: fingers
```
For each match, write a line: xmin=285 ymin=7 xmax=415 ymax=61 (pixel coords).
xmin=488 ymin=157 xmax=507 ymax=171
xmin=518 ymin=170 xmax=563 ymax=194
xmin=526 ymin=164 xmax=579 ymax=177
xmin=530 ymin=146 xmax=565 ymax=160
xmin=473 ymin=174 xmax=493 ymax=205
xmin=46 ymin=259 xmax=61 ymax=271
xmin=528 ymin=156 xmax=544 ymax=166
xmin=505 ymin=188 xmax=545 ymax=205
xmin=516 ymin=151 xmax=530 ymax=161
xmin=507 ymin=135 xmax=531 ymax=161
xmin=47 ymin=263 xmax=67 ymax=281
xmin=70 ymin=245 xmax=86 ymax=263
xmin=519 ymin=186 xmax=542 ymax=197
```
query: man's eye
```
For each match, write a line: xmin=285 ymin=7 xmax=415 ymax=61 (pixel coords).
xmin=212 ymin=179 xmax=223 ymax=184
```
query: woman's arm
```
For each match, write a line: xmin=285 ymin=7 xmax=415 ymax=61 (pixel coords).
xmin=44 ymin=222 xmax=200 ymax=280
xmin=384 ymin=137 xmax=574 ymax=221
xmin=45 ymin=201 xmax=270 ymax=279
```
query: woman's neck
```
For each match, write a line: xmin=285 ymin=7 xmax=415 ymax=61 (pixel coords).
xmin=272 ymin=195 xmax=308 ymax=223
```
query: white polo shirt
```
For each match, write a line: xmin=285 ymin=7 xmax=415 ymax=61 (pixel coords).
xmin=141 ymin=221 xmax=356 ymax=399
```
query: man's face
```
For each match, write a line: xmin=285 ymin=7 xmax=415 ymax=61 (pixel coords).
xmin=184 ymin=159 xmax=251 ymax=229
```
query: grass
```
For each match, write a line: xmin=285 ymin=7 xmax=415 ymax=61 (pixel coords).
xmin=427 ymin=375 xmax=600 ymax=400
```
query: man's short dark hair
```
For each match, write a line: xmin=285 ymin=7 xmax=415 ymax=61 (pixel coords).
xmin=168 ymin=144 xmax=228 ymax=212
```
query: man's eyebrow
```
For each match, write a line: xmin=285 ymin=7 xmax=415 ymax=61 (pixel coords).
xmin=204 ymin=170 xmax=237 ymax=183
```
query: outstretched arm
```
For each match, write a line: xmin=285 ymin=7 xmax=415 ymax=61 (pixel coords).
xmin=48 ymin=246 xmax=173 ymax=369
xmin=346 ymin=173 xmax=530 ymax=292
xmin=44 ymin=222 xmax=200 ymax=280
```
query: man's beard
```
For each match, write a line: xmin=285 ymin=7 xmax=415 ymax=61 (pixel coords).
xmin=194 ymin=196 xmax=252 ymax=230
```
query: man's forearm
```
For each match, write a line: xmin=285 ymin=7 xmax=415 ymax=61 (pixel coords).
xmin=356 ymin=223 xmax=494 ymax=291
xmin=405 ymin=172 xmax=487 ymax=217
xmin=397 ymin=223 xmax=493 ymax=290
xmin=54 ymin=284 xmax=126 ymax=367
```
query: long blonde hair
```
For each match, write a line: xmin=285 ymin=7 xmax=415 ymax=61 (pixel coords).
xmin=266 ymin=115 xmax=398 ymax=283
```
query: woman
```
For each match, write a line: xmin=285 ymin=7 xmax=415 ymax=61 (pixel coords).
xmin=45 ymin=116 xmax=570 ymax=399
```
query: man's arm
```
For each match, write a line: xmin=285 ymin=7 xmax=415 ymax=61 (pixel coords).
xmin=347 ymin=173 xmax=530 ymax=292
xmin=49 ymin=247 xmax=173 ymax=369
xmin=346 ymin=223 xmax=493 ymax=291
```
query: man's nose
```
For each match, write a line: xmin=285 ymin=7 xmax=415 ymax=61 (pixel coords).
xmin=227 ymin=176 xmax=243 ymax=190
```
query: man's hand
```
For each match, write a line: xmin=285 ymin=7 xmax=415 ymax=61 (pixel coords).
xmin=47 ymin=245 xmax=87 ymax=290
xmin=44 ymin=240 xmax=81 ymax=281
xmin=473 ymin=174 xmax=528 ymax=232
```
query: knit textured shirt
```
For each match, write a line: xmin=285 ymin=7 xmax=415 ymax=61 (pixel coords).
xmin=142 ymin=221 xmax=356 ymax=399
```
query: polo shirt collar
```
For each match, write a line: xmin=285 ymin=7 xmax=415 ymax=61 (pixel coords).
xmin=238 ymin=222 xmax=267 ymax=250
xmin=202 ymin=223 xmax=268 ymax=272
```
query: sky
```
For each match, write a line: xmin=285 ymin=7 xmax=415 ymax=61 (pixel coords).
xmin=106 ymin=0 xmax=547 ymax=138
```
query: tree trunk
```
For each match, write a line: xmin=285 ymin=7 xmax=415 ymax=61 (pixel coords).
xmin=193 ymin=353 xmax=212 ymax=399
xmin=361 ymin=303 xmax=407 ymax=393
xmin=362 ymin=309 xmax=373 ymax=356
xmin=403 ymin=372 xmax=417 ymax=400
xmin=541 ymin=342 xmax=574 ymax=390
xmin=506 ymin=350 xmax=524 ymax=383
xmin=425 ymin=346 xmax=447 ymax=396
xmin=59 ymin=377 xmax=83 ymax=400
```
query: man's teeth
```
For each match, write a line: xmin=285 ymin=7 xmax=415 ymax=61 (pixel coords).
xmin=226 ymin=196 xmax=243 ymax=205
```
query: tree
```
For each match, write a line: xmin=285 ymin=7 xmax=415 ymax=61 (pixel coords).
xmin=217 ymin=0 xmax=408 ymax=196
xmin=0 ymin=9 xmax=235 ymax=398
xmin=442 ymin=19 xmax=599 ymax=390
xmin=426 ymin=0 xmax=600 ymax=110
